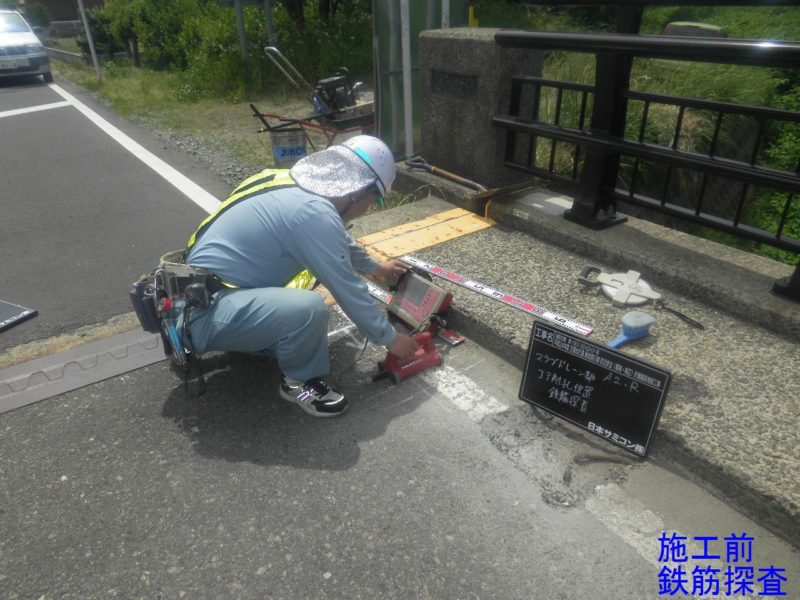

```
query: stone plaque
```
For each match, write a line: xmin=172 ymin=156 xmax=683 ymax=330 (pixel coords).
xmin=431 ymin=69 xmax=477 ymax=100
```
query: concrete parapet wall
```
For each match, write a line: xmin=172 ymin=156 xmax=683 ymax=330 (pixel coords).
xmin=45 ymin=48 xmax=86 ymax=66
xmin=419 ymin=28 xmax=541 ymax=188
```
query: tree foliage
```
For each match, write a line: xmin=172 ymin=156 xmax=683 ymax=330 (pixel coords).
xmin=88 ymin=0 xmax=372 ymax=98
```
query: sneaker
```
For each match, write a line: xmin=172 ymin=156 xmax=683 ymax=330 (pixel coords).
xmin=279 ymin=377 xmax=347 ymax=417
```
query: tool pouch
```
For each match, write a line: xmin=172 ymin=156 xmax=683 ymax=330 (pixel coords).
xmin=127 ymin=250 xmax=211 ymax=398
xmin=128 ymin=250 xmax=216 ymax=337
xmin=129 ymin=274 xmax=161 ymax=334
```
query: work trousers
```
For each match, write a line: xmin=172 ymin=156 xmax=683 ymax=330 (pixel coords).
xmin=184 ymin=287 xmax=330 ymax=382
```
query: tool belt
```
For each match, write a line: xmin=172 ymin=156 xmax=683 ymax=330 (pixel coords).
xmin=156 ymin=249 xmax=225 ymax=297
xmin=128 ymin=249 xmax=220 ymax=335
xmin=127 ymin=250 xmax=219 ymax=398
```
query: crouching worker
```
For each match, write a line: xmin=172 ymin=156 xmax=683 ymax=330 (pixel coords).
xmin=182 ymin=135 xmax=419 ymax=417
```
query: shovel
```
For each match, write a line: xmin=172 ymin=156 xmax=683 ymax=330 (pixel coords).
xmin=405 ymin=157 xmax=488 ymax=192
xmin=468 ymin=180 xmax=537 ymax=203
xmin=405 ymin=157 xmax=535 ymax=215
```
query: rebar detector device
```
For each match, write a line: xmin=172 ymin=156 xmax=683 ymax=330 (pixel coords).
xmin=374 ymin=271 xmax=454 ymax=384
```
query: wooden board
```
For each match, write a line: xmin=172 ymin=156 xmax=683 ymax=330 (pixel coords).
xmin=357 ymin=208 xmax=478 ymax=245
xmin=359 ymin=211 xmax=494 ymax=263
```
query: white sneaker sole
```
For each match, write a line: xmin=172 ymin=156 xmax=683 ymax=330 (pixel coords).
xmin=280 ymin=387 xmax=348 ymax=418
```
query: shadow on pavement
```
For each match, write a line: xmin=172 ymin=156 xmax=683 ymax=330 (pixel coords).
xmin=161 ymin=348 xmax=424 ymax=472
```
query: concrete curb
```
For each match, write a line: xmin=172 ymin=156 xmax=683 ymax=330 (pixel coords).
xmin=394 ymin=165 xmax=800 ymax=342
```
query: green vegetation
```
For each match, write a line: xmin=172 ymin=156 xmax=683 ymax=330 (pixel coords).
xmin=641 ymin=5 xmax=799 ymax=41
xmin=52 ymin=60 xmax=320 ymax=174
xmin=0 ymin=0 xmax=50 ymax=27
xmin=639 ymin=9 xmax=799 ymax=265
xmin=63 ymin=0 xmax=372 ymax=101
xmin=49 ymin=0 xmax=799 ymax=265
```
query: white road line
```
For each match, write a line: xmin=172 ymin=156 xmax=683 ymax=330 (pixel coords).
xmin=328 ymin=323 xmax=358 ymax=342
xmin=49 ymin=84 xmax=220 ymax=214
xmin=422 ymin=363 xmax=508 ymax=422
xmin=585 ymin=483 xmax=757 ymax=600
xmin=0 ymin=100 xmax=70 ymax=119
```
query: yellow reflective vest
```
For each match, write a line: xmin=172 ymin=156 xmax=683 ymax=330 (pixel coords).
xmin=186 ymin=168 xmax=296 ymax=250
xmin=185 ymin=168 xmax=315 ymax=290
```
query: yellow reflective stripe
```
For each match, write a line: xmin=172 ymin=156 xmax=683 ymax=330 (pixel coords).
xmin=231 ymin=169 xmax=283 ymax=196
xmin=285 ymin=269 xmax=316 ymax=289
xmin=215 ymin=276 xmax=239 ymax=290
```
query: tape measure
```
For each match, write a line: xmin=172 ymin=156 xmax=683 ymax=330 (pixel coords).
xmin=398 ymin=255 xmax=594 ymax=336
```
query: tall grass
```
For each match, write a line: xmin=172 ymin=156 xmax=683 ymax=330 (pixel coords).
xmin=641 ymin=6 xmax=800 ymax=41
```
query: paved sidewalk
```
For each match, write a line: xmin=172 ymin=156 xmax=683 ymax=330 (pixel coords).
xmin=384 ymin=172 xmax=800 ymax=549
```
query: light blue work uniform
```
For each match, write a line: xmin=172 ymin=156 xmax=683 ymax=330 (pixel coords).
xmin=184 ymin=185 xmax=398 ymax=381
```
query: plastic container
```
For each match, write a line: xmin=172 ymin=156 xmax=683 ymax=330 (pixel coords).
xmin=270 ymin=127 xmax=307 ymax=167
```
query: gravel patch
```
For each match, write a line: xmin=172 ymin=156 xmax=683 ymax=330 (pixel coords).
xmin=146 ymin=125 xmax=262 ymax=186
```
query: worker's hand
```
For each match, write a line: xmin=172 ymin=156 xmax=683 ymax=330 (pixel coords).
xmin=373 ymin=259 xmax=407 ymax=280
xmin=387 ymin=333 xmax=419 ymax=360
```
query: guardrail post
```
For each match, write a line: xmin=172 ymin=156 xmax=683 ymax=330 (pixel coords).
xmin=564 ymin=5 xmax=641 ymax=230
xmin=564 ymin=51 xmax=629 ymax=229
xmin=773 ymin=264 xmax=800 ymax=301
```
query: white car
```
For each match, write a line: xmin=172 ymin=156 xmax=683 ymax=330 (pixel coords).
xmin=0 ymin=9 xmax=52 ymax=83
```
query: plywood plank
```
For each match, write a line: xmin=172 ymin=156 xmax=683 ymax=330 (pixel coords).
xmin=357 ymin=208 xmax=475 ymax=246
xmin=362 ymin=213 xmax=494 ymax=261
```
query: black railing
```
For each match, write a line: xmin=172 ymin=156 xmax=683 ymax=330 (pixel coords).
xmin=493 ymin=30 xmax=800 ymax=299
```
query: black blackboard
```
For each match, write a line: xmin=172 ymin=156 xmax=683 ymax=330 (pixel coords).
xmin=519 ymin=320 xmax=671 ymax=457
xmin=0 ymin=300 xmax=37 ymax=333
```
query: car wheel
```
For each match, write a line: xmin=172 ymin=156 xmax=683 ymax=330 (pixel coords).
xmin=43 ymin=72 xmax=53 ymax=83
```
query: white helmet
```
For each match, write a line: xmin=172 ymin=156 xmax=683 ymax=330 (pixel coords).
xmin=290 ymin=134 xmax=396 ymax=199
xmin=341 ymin=135 xmax=396 ymax=196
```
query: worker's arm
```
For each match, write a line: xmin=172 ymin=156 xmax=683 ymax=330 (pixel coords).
xmin=371 ymin=259 xmax=407 ymax=279
xmin=346 ymin=235 xmax=408 ymax=288
xmin=387 ymin=334 xmax=419 ymax=359
xmin=346 ymin=234 xmax=379 ymax=274
xmin=284 ymin=211 xmax=397 ymax=347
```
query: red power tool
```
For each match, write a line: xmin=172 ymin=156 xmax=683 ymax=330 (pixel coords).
xmin=373 ymin=332 xmax=442 ymax=384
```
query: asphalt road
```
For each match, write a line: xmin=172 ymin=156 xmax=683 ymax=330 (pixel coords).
xmin=0 ymin=74 xmax=797 ymax=598
xmin=0 ymin=76 xmax=228 ymax=352
xmin=2 ymin=308 xmax=798 ymax=598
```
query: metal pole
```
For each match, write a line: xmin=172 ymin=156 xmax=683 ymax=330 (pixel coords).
xmin=385 ymin=1 xmax=403 ymax=152
xmin=773 ymin=264 xmax=800 ymax=301
xmin=235 ymin=0 xmax=248 ymax=60
xmin=399 ymin=0 xmax=413 ymax=158
xmin=441 ymin=0 xmax=449 ymax=28
xmin=76 ymin=0 xmax=100 ymax=78
xmin=263 ymin=0 xmax=275 ymax=46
